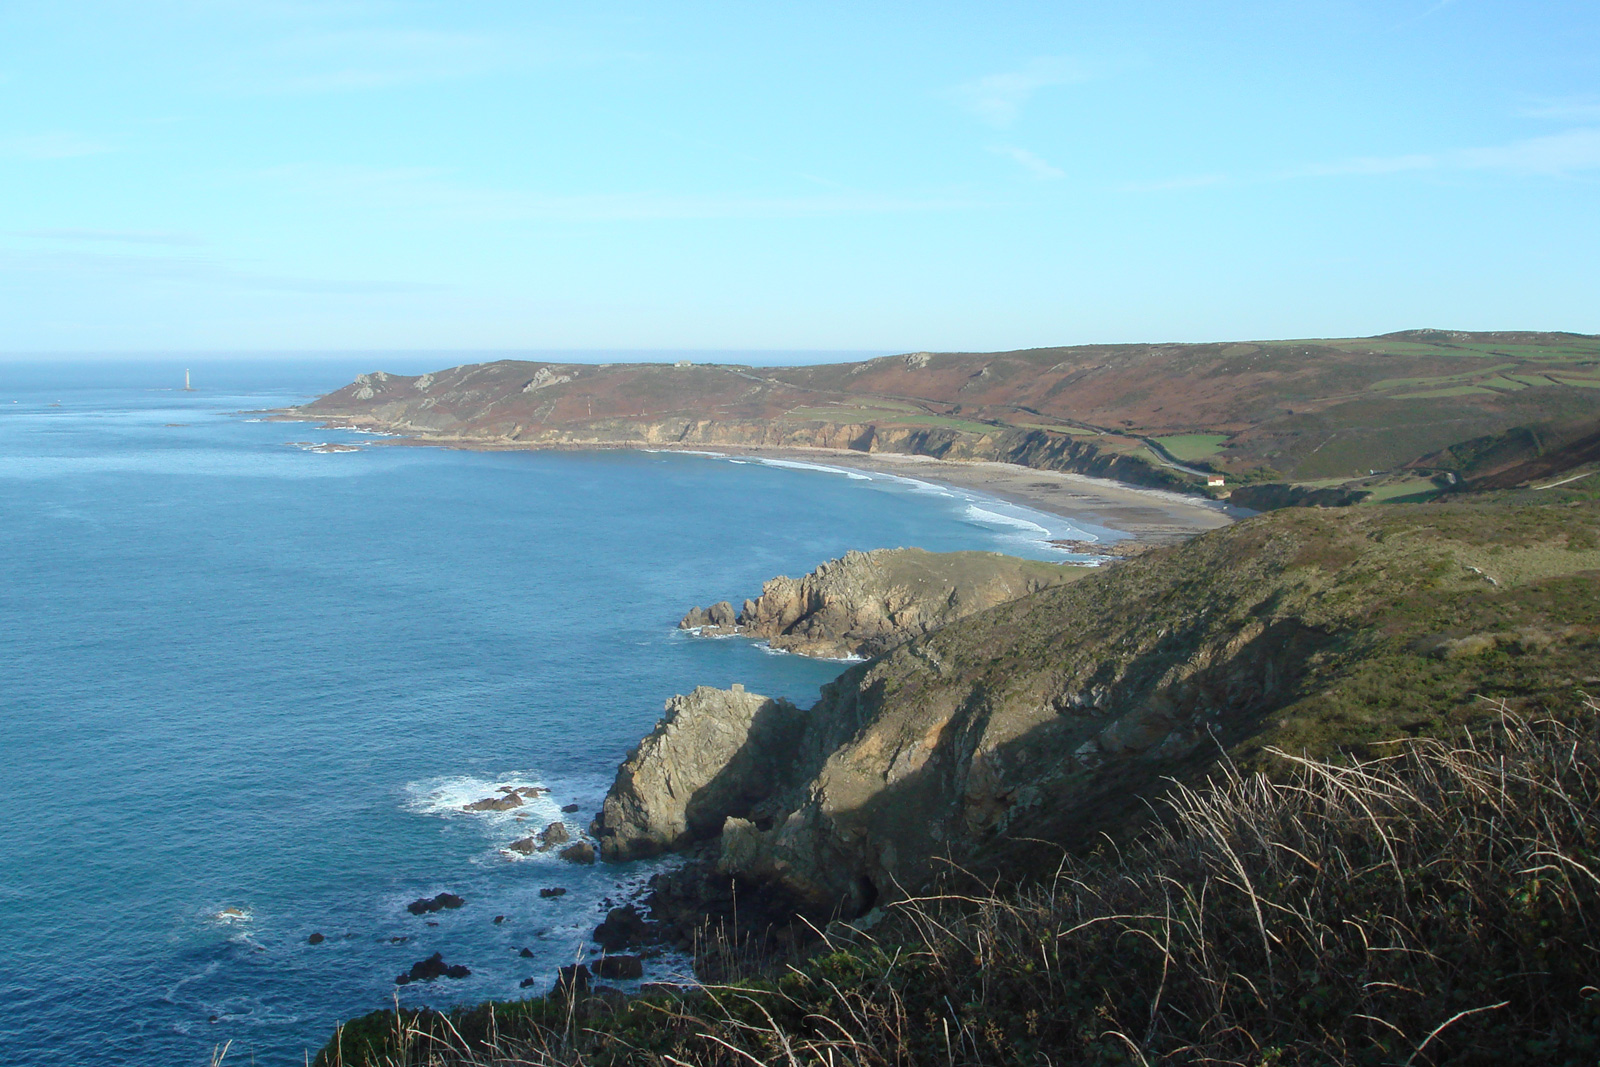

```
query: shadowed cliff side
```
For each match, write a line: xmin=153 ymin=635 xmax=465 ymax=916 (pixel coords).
xmin=593 ymin=685 xmax=803 ymax=861
xmin=602 ymin=495 xmax=1600 ymax=919
xmin=679 ymin=547 xmax=1092 ymax=658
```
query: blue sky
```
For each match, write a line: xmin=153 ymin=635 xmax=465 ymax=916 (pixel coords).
xmin=1 ymin=1 xmax=1596 ymax=354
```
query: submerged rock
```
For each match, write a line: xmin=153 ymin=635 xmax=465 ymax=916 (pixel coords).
xmin=406 ymin=892 xmax=464 ymax=915
xmin=464 ymin=793 xmax=523 ymax=812
xmin=394 ymin=953 xmax=471 ymax=984
xmin=539 ymin=887 xmax=567 ymax=899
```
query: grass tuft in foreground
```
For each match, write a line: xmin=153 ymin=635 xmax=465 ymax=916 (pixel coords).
xmin=317 ymin=703 xmax=1600 ymax=1066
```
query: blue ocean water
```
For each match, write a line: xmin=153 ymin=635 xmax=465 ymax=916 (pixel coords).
xmin=0 ymin=361 xmax=1100 ymax=1066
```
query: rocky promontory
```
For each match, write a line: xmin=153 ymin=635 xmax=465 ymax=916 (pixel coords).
xmin=678 ymin=547 xmax=1088 ymax=659
xmin=607 ymin=499 xmax=1600 ymax=922
xmin=590 ymin=684 xmax=803 ymax=861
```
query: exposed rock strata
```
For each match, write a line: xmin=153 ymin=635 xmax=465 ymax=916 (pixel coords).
xmin=608 ymin=501 xmax=1600 ymax=922
xmin=679 ymin=548 xmax=1087 ymax=659
xmin=591 ymin=685 xmax=803 ymax=861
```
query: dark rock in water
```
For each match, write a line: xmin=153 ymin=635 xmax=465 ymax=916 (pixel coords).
xmin=406 ymin=892 xmax=464 ymax=915
xmin=395 ymin=952 xmax=471 ymax=985
xmin=679 ymin=601 xmax=738 ymax=633
xmin=539 ymin=887 xmax=567 ymax=899
xmin=516 ymin=786 xmax=548 ymax=798
xmin=553 ymin=963 xmax=590 ymax=996
xmin=519 ymin=976 xmax=537 ymax=988
xmin=559 ymin=842 xmax=595 ymax=865
xmin=592 ymin=955 xmax=644 ymax=980
xmin=593 ymin=905 xmax=653 ymax=952
xmin=497 ymin=786 xmax=518 ymax=794
xmin=307 ymin=932 xmax=325 ymax=945
xmin=538 ymin=821 xmax=570 ymax=849
xmin=519 ymin=947 xmax=535 ymax=958
xmin=562 ymin=803 xmax=581 ymax=813
xmin=507 ymin=837 xmax=538 ymax=855
xmin=493 ymin=915 xmax=505 ymax=924
xmin=389 ymin=935 xmax=410 ymax=944
xmin=425 ymin=921 xmax=438 ymax=927
xmin=464 ymin=793 xmax=523 ymax=812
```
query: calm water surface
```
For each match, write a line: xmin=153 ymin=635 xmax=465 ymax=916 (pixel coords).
xmin=0 ymin=361 xmax=1101 ymax=1066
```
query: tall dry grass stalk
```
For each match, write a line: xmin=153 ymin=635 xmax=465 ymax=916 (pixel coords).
xmin=317 ymin=702 xmax=1600 ymax=1066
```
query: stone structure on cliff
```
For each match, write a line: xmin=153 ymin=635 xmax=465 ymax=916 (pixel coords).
xmin=678 ymin=547 xmax=1085 ymax=659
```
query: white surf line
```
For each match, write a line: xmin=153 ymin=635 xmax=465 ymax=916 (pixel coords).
xmin=677 ymin=451 xmax=1109 ymax=552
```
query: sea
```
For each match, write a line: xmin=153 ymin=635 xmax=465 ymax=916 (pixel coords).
xmin=0 ymin=359 xmax=1112 ymax=1066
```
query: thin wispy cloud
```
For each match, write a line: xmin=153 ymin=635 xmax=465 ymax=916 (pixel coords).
xmin=0 ymin=133 xmax=113 ymax=160
xmin=1519 ymin=96 xmax=1600 ymax=122
xmin=0 ymin=245 xmax=445 ymax=296
xmin=261 ymin=27 xmax=504 ymax=93
xmin=991 ymin=146 xmax=1064 ymax=180
xmin=1123 ymin=173 xmax=1229 ymax=193
xmin=1290 ymin=127 xmax=1600 ymax=179
xmin=250 ymin=163 xmax=983 ymax=222
xmin=1135 ymin=127 xmax=1600 ymax=191
xmin=15 ymin=229 xmax=200 ymax=246
xmin=950 ymin=58 xmax=1095 ymax=127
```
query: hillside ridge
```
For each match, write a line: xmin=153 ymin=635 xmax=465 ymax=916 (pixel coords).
xmin=286 ymin=330 xmax=1600 ymax=495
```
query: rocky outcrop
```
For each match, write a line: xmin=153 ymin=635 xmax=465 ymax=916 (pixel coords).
xmin=679 ymin=548 xmax=1087 ymax=658
xmin=591 ymin=685 xmax=803 ymax=860
xmin=406 ymin=893 xmax=464 ymax=915
xmin=611 ymin=500 xmax=1600 ymax=921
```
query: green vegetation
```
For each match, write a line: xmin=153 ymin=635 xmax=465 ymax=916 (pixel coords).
xmin=1152 ymin=432 xmax=1229 ymax=461
xmin=1356 ymin=477 xmax=1442 ymax=503
xmin=1391 ymin=384 xmax=1501 ymax=399
xmin=1011 ymin=420 xmax=1097 ymax=435
xmin=315 ymin=711 xmax=1600 ymax=1067
xmin=309 ymin=491 xmax=1600 ymax=1066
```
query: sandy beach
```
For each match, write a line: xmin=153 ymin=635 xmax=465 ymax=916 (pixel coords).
xmin=336 ymin=429 xmax=1246 ymax=546
xmin=688 ymin=444 xmax=1244 ymax=545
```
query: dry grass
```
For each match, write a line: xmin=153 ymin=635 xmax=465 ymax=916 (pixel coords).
xmin=316 ymin=703 xmax=1600 ymax=1066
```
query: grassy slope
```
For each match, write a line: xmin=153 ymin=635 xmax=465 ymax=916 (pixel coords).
xmin=314 ymin=487 xmax=1600 ymax=1066
xmin=298 ymin=331 xmax=1600 ymax=489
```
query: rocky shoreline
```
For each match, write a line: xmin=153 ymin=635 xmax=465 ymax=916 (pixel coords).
xmin=678 ymin=547 xmax=1090 ymax=658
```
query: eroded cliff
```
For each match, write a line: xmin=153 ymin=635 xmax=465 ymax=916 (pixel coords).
xmin=679 ymin=548 xmax=1089 ymax=658
xmin=605 ymin=498 xmax=1600 ymax=918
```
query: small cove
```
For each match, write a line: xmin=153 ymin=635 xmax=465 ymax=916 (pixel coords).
xmin=0 ymin=361 xmax=1104 ymax=1066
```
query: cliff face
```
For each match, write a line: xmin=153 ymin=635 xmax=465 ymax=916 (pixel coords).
xmin=592 ymin=685 xmax=802 ymax=861
xmin=605 ymin=498 xmax=1600 ymax=917
xmin=680 ymin=548 xmax=1090 ymax=658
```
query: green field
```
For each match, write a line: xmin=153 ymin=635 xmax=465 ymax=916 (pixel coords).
xmin=1153 ymin=433 xmax=1230 ymax=461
